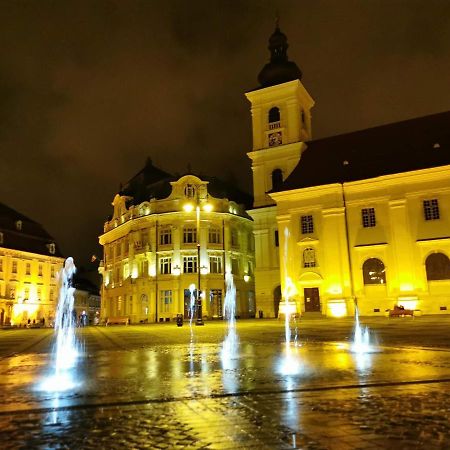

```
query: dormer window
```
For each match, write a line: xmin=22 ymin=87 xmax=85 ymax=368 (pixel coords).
xmin=184 ymin=184 xmax=196 ymax=198
xmin=48 ymin=243 xmax=56 ymax=255
xmin=15 ymin=220 xmax=22 ymax=231
xmin=0 ymin=232 xmax=3 ymax=245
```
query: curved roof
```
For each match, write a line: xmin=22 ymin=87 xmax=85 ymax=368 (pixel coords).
xmin=257 ymin=25 xmax=302 ymax=89
xmin=119 ymin=159 xmax=253 ymax=209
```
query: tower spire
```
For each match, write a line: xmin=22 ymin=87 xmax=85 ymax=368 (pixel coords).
xmin=257 ymin=22 xmax=302 ymax=87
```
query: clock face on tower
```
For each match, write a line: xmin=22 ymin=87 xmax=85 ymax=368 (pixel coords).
xmin=269 ymin=131 xmax=282 ymax=147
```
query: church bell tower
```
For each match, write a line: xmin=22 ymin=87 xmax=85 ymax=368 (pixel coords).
xmin=246 ymin=23 xmax=314 ymax=207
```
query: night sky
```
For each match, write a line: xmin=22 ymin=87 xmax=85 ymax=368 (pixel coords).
xmin=1 ymin=0 xmax=449 ymax=268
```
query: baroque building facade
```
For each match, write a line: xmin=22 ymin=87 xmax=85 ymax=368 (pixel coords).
xmin=0 ymin=202 xmax=64 ymax=325
xmin=99 ymin=162 xmax=255 ymax=323
xmin=248 ymin=25 xmax=450 ymax=317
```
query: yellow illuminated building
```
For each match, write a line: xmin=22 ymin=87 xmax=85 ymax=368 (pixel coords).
xmin=0 ymin=203 xmax=64 ymax=325
xmin=247 ymin=24 xmax=450 ymax=317
xmin=99 ymin=163 xmax=255 ymax=323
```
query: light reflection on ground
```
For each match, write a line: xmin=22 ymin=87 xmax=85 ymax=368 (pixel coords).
xmin=0 ymin=337 xmax=448 ymax=414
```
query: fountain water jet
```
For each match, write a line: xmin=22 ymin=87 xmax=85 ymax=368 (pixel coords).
xmin=39 ymin=257 xmax=81 ymax=391
xmin=221 ymin=272 xmax=239 ymax=369
xmin=352 ymin=304 xmax=372 ymax=353
xmin=188 ymin=283 xmax=196 ymax=327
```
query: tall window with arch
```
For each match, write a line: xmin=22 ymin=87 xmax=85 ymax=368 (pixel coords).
xmin=271 ymin=168 xmax=283 ymax=191
xmin=362 ymin=258 xmax=386 ymax=285
xmin=425 ymin=253 xmax=450 ymax=281
xmin=268 ymin=106 xmax=280 ymax=125
xmin=303 ymin=247 xmax=317 ymax=268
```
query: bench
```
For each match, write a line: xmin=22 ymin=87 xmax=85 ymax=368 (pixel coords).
xmin=106 ymin=317 xmax=129 ymax=326
xmin=388 ymin=306 xmax=414 ymax=317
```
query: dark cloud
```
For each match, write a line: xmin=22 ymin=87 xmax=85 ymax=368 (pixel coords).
xmin=0 ymin=0 xmax=449 ymax=265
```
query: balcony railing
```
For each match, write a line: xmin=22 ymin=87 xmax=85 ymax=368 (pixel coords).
xmin=269 ymin=121 xmax=281 ymax=130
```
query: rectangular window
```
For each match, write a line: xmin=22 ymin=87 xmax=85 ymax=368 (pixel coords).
xmin=0 ymin=258 xmax=3 ymax=272
xmin=124 ymin=239 xmax=129 ymax=255
xmin=231 ymin=258 xmax=239 ymax=275
xmin=231 ymin=229 xmax=239 ymax=247
xmin=26 ymin=262 xmax=31 ymax=275
xmin=160 ymin=290 xmax=172 ymax=313
xmin=142 ymin=231 xmax=149 ymax=248
xmin=141 ymin=260 xmax=148 ymax=277
xmin=248 ymin=232 xmax=254 ymax=251
xmin=183 ymin=227 xmax=197 ymax=244
xmin=12 ymin=260 xmax=17 ymax=274
xmin=160 ymin=257 xmax=172 ymax=275
xmin=38 ymin=264 xmax=43 ymax=276
xmin=51 ymin=266 xmax=55 ymax=278
xmin=209 ymin=255 xmax=222 ymax=274
xmin=423 ymin=199 xmax=440 ymax=221
xmin=208 ymin=227 xmax=221 ymax=244
xmin=183 ymin=255 xmax=198 ymax=273
xmin=362 ymin=208 xmax=376 ymax=228
xmin=116 ymin=243 xmax=121 ymax=257
xmin=301 ymin=215 xmax=314 ymax=234
xmin=159 ymin=227 xmax=172 ymax=245
xmin=274 ymin=230 xmax=279 ymax=247
xmin=49 ymin=289 xmax=54 ymax=302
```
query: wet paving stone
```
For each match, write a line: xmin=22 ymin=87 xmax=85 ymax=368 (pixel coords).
xmin=2 ymin=320 xmax=450 ymax=447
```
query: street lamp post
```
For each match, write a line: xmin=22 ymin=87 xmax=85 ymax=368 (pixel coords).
xmin=196 ymin=204 xmax=204 ymax=325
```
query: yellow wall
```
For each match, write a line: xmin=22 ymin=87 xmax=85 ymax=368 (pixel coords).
xmin=271 ymin=165 xmax=450 ymax=316
xmin=99 ymin=175 xmax=255 ymax=323
xmin=0 ymin=249 xmax=64 ymax=325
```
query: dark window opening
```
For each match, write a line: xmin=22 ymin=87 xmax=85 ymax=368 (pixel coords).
xmin=268 ymin=107 xmax=280 ymax=123
xmin=271 ymin=169 xmax=283 ymax=191
xmin=426 ymin=253 xmax=450 ymax=280
xmin=363 ymin=258 xmax=386 ymax=285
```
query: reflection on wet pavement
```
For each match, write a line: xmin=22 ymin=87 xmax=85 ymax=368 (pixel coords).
xmin=1 ymin=320 xmax=450 ymax=448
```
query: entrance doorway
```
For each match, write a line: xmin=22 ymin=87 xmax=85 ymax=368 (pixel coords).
xmin=209 ymin=289 xmax=223 ymax=318
xmin=304 ymin=287 xmax=321 ymax=312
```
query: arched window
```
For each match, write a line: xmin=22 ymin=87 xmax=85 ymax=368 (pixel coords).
xmin=362 ymin=258 xmax=386 ymax=285
xmin=426 ymin=253 xmax=450 ymax=280
xmin=268 ymin=107 xmax=280 ymax=124
xmin=184 ymin=184 xmax=196 ymax=198
xmin=271 ymin=169 xmax=283 ymax=190
xmin=303 ymin=248 xmax=316 ymax=268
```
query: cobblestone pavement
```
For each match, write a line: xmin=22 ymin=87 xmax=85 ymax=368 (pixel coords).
xmin=1 ymin=318 xmax=450 ymax=448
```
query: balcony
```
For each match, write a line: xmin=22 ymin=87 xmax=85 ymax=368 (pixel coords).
xmin=269 ymin=121 xmax=281 ymax=130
